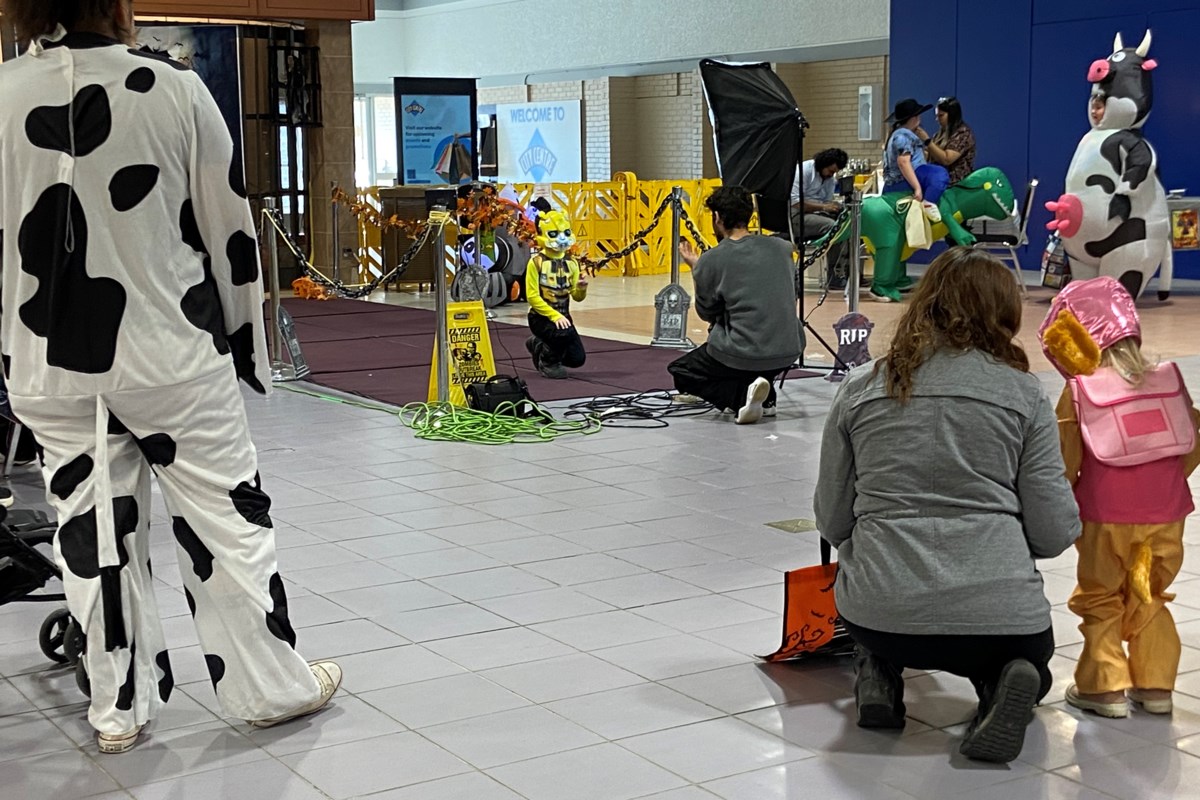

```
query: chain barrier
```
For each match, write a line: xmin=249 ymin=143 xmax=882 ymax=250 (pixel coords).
xmin=262 ymin=208 xmax=439 ymax=300
xmin=272 ymin=190 xmax=853 ymax=300
xmin=800 ymin=205 xmax=852 ymax=268
xmin=678 ymin=204 xmax=712 ymax=253
xmin=574 ymin=194 xmax=676 ymax=274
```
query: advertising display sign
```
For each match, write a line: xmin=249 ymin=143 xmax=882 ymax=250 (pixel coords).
xmin=394 ymin=77 xmax=477 ymax=186
xmin=496 ymin=100 xmax=582 ymax=184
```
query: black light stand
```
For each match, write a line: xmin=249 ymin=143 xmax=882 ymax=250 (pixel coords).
xmin=783 ymin=115 xmax=849 ymax=377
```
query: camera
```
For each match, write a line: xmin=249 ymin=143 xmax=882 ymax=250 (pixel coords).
xmin=836 ymin=174 xmax=858 ymax=198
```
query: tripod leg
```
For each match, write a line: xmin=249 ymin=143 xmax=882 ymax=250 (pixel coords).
xmin=803 ymin=321 xmax=851 ymax=372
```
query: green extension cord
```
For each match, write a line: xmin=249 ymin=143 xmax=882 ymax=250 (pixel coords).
xmin=277 ymin=384 xmax=602 ymax=445
xmin=398 ymin=401 xmax=603 ymax=445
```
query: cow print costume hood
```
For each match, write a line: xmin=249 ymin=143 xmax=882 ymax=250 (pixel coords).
xmin=0 ymin=27 xmax=321 ymax=737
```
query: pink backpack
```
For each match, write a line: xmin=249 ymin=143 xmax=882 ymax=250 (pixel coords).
xmin=1071 ymin=363 xmax=1195 ymax=467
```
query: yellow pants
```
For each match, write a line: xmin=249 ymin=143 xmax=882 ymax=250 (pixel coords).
xmin=1069 ymin=521 xmax=1185 ymax=693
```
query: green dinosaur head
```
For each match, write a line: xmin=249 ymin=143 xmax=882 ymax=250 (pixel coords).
xmin=945 ymin=167 xmax=1017 ymax=222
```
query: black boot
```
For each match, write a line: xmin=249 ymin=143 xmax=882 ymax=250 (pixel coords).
xmin=525 ymin=336 xmax=541 ymax=369
xmin=959 ymin=659 xmax=1039 ymax=763
xmin=854 ymin=646 xmax=906 ymax=729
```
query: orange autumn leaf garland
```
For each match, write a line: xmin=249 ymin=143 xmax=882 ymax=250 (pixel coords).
xmin=291 ymin=276 xmax=334 ymax=299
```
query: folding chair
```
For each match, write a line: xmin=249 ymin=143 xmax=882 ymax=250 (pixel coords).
xmin=969 ymin=178 xmax=1039 ymax=295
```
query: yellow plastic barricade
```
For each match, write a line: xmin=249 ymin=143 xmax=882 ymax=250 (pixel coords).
xmin=354 ymin=174 xmax=725 ymax=279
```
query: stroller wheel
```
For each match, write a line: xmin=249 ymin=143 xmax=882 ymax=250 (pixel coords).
xmin=75 ymin=657 xmax=91 ymax=698
xmin=38 ymin=609 xmax=72 ymax=664
xmin=63 ymin=618 xmax=85 ymax=665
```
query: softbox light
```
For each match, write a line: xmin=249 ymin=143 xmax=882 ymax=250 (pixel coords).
xmin=699 ymin=59 xmax=804 ymax=233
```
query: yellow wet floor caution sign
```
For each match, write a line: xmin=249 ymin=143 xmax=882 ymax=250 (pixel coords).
xmin=429 ymin=300 xmax=497 ymax=406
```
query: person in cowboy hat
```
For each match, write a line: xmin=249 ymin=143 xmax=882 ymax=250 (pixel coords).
xmin=883 ymin=97 xmax=951 ymax=208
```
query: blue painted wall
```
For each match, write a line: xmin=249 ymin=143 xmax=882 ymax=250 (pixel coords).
xmin=890 ymin=0 xmax=1200 ymax=277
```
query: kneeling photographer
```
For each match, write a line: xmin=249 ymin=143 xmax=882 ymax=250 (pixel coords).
xmin=668 ymin=186 xmax=801 ymax=424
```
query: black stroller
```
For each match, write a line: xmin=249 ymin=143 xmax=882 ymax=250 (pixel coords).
xmin=0 ymin=505 xmax=90 ymax=696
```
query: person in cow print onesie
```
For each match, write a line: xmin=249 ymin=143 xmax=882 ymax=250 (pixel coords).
xmin=0 ymin=1 xmax=340 ymax=753
xmin=1047 ymin=30 xmax=1173 ymax=301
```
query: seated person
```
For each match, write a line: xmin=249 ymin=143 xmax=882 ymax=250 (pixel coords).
xmin=790 ymin=148 xmax=858 ymax=290
xmin=883 ymin=98 xmax=950 ymax=216
xmin=668 ymin=186 xmax=802 ymax=424
xmin=814 ymin=248 xmax=1080 ymax=764
xmin=920 ymin=96 xmax=976 ymax=184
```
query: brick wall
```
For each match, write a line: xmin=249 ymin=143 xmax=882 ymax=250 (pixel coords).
xmin=528 ymin=81 xmax=583 ymax=102
xmin=608 ymin=77 xmax=638 ymax=178
xmin=626 ymin=72 xmax=703 ymax=179
xmin=776 ymin=56 xmax=890 ymax=165
xmin=478 ymin=85 xmax=528 ymax=105
xmin=583 ymin=78 xmax=610 ymax=181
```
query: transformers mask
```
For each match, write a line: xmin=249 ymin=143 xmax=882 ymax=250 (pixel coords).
xmin=535 ymin=210 xmax=575 ymax=257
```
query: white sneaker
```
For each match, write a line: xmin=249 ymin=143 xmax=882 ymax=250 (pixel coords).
xmin=922 ymin=201 xmax=942 ymax=222
xmin=1128 ymin=689 xmax=1173 ymax=714
xmin=762 ymin=405 xmax=777 ymax=418
xmin=248 ymin=661 xmax=343 ymax=728
xmin=736 ymin=378 xmax=771 ymax=425
xmin=1065 ymin=684 xmax=1128 ymax=718
xmin=98 ymin=724 xmax=144 ymax=754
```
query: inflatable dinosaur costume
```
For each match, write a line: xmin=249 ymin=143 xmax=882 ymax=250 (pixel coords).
xmin=857 ymin=167 xmax=1018 ymax=301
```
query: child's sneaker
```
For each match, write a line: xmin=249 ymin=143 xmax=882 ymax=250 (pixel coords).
xmin=921 ymin=201 xmax=942 ymax=223
xmin=1066 ymin=684 xmax=1128 ymax=718
xmin=1128 ymin=688 xmax=1173 ymax=714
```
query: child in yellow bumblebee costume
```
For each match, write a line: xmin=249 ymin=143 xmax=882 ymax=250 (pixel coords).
xmin=1039 ymin=276 xmax=1200 ymax=719
xmin=525 ymin=205 xmax=588 ymax=379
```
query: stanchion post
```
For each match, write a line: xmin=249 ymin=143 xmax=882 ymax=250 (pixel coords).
xmin=331 ymin=182 xmax=341 ymax=285
xmin=432 ymin=206 xmax=451 ymax=403
xmin=669 ymin=185 xmax=682 ymax=286
xmin=650 ymin=187 xmax=696 ymax=349
xmin=264 ymin=198 xmax=284 ymax=375
xmin=263 ymin=198 xmax=307 ymax=382
xmin=847 ymin=189 xmax=862 ymax=314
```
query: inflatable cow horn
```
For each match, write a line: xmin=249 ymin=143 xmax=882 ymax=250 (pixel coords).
xmin=1113 ymin=32 xmax=1124 ymax=52
xmin=1136 ymin=30 xmax=1152 ymax=57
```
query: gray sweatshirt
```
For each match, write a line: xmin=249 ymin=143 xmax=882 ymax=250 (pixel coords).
xmin=690 ymin=235 xmax=802 ymax=371
xmin=813 ymin=349 xmax=1081 ymax=636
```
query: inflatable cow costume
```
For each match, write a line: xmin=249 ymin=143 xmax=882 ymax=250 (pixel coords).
xmin=0 ymin=27 xmax=337 ymax=751
xmin=1046 ymin=31 xmax=1172 ymax=300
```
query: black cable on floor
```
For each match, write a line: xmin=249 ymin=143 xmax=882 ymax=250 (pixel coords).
xmin=561 ymin=391 xmax=715 ymax=428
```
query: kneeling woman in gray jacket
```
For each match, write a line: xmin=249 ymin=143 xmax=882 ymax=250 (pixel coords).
xmin=814 ymin=249 xmax=1080 ymax=764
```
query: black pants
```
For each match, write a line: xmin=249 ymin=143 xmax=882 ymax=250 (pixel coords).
xmin=528 ymin=312 xmax=586 ymax=368
xmin=668 ymin=344 xmax=782 ymax=412
xmin=791 ymin=210 xmax=848 ymax=284
xmin=843 ymin=618 xmax=1055 ymax=704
